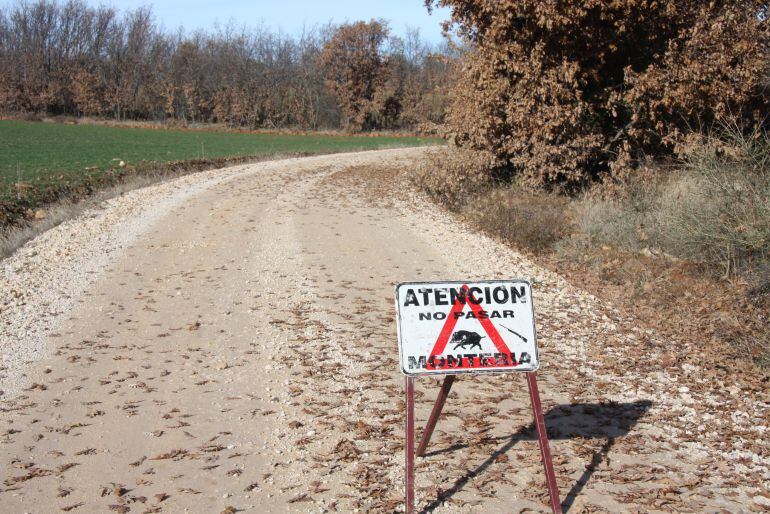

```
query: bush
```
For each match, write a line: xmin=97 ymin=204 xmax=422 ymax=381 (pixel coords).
xmin=571 ymin=196 xmax=647 ymax=252
xmin=412 ymin=146 xmax=572 ymax=254
xmin=415 ymin=129 xmax=769 ymax=368
xmin=656 ymin=129 xmax=770 ymax=274
xmin=465 ymin=187 xmax=572 ymax=254
xmin=570 ymin=164 xmax=666 ymax=252
xmin=572 ymin=127 xmax=770 ymax=275
xmin=426 ymin=0 xmax=769 ymax=185
xmin=411 ymin=146 xmax=501 ymax=208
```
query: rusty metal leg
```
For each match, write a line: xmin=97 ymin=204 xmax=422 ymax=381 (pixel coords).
xmin=405 ymin=376 xmax=415 ymax=514
xmin=526 ymin=372 xmax=562 ymax=514
xmin=416 ymin=375 xmax=456 ymax=457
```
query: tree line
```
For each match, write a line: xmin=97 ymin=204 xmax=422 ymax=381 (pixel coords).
xmin=0 ymin=0 xmax=456 ymax=130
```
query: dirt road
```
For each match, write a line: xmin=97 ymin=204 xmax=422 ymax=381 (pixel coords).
xmin=1 ymin=149 xmax=768 ymax=513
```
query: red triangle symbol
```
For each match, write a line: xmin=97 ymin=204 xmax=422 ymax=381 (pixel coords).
xmin=426 ymin=284 xmax=513 ymax=370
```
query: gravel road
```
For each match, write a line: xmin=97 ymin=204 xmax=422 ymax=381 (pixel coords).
xmin=1 ymin=148 xmax=768 ymax=513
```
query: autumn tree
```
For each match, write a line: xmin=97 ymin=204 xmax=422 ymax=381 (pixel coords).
xmin=318 ymin=19 xmax=390 ymax=131
xmin=426 ymin=0 xmax=769 ymax=185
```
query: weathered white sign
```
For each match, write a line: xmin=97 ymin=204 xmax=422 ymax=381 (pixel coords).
xmin=395 ymin=280 xmax=539 ymax=375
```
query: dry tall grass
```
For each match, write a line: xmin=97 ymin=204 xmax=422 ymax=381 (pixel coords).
xmin=658 ymin=130 xmax=770 ymax=275
xmin=574 ymin=127 xmax=770 ymax=278
xmin=463 ymin=188 xmax=571 ymax=254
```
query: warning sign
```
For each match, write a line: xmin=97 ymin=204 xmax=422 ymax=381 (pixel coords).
xmin=395 ymin=280 xmax=538 ymax=375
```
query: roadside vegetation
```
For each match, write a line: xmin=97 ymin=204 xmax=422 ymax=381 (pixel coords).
xmin=423 ymin=130 xmax=769 ymax=368
xmin=417 ymin=1 xmax=769 ymax=368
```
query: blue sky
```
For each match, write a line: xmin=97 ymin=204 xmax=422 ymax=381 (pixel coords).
xmin=22 ymin=0 xmax=453 ymax=43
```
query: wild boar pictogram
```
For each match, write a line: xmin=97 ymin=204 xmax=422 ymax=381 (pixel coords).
xmin=450 ymin=330 xmax=484 ymax=351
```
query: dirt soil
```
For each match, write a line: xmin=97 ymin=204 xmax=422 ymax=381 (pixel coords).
xmin=1 ymin=149 xmax=768 ymax=513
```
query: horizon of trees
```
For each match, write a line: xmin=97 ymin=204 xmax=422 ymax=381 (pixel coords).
xmin=0 ymin=0 xmax=457 ymax=131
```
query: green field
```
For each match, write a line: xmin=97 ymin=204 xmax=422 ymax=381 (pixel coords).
xmin=0 ymin=120 xmax=440 ymax=224
xmin=0 ymin=120 xmax=439 ymax=189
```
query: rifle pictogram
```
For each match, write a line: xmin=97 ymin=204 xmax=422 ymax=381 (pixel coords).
xmin=499 ymin=324 xmax=528 ymax=343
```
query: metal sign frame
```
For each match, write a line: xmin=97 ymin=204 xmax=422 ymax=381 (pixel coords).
xmin=404 ymin=373 xmax=562 ymax=514
xmin=397 ymin=280 xmax=561 ymax=513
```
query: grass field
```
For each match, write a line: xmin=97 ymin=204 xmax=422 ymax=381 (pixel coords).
xmin=0 ymin=120 xmax=441 ymax=224
xmin=0 ymin=120 xmax=439 ymax=189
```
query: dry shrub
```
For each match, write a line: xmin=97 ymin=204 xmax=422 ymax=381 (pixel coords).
xmin=20 ymin=111 xmax=43 ymax=122
xmin=465 ymin=187 xmax=572 ymax=255
xmin=571 ymin=127 xmax=770 ymax=276
xmin=570 ymin=166 xmax=666 ymax=252
xmin=411 ymin=146 xmax=500 ymax=208
xmin=426 ymin=0 xmax=769 ymax=185
xmin=656 ymin=129 xmax=770 ymax=275
xmin=570 ymin=196 xmax=647 ymax=252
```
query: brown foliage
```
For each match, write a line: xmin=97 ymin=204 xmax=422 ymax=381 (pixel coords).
xmin=411 ymin=146 xmax=501 ymax=207
xmin=318 ymin=20 xmax=391 ymax=131
xmin=0 ymin=2 xmax=455 ymax=131
xmin=427 ymin=0 xmax=769 ymax=185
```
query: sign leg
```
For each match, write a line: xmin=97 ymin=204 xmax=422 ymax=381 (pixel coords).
xmin=405 ymin=376 xmax=415 ymax=514
xmin=416 ymin=375 xmax=455 ymax=457
xmin=526 ymin=372 xmax=562 ymax=514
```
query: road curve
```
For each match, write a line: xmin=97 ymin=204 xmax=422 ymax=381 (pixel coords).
xmin=1 ymin=149 xmax=767 ymax=513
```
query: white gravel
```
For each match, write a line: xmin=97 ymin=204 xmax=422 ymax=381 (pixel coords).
xmin=1 ymin=168 xmax=239 ymax=396
xmin=0 ymin=149 xmax=427 ymax=397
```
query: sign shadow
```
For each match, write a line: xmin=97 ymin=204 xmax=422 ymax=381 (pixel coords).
xmin=418 ymin=400 xmax=653 ymax=513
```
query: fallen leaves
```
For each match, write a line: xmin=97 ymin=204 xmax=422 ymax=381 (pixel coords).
xmin=287 ymin=492 xmax=313 ymax=503
xmin=149 ymin=449 xmax=190 ymax=460
xmin=58 ymin=423 xmax=90 ymax=435
xmin=4 ymin=466 xmax=51 ymax=486
xmin=198 ymin=444 xmax=226 ymax=453
xmin=101 ymin=483 xmax=127 ymax=497
xmin=334 ymin=439 xmax=360 ymax=462
xmin=308 ymin=480 xmax=330 ymax=494
xmin=56 ymin=462 xmax=79 ymax=473
xmin=129 ymin=456 xmax=147 ymax=467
